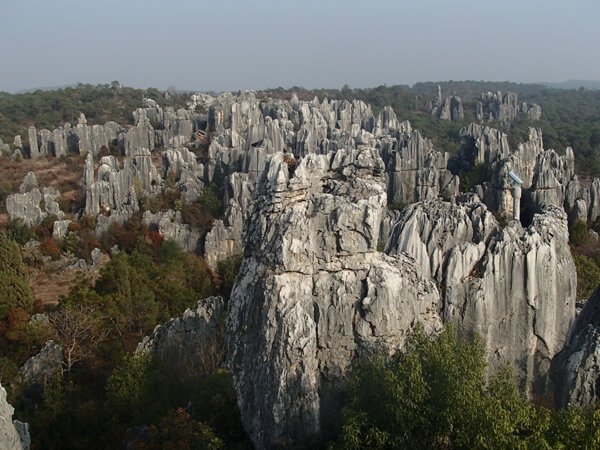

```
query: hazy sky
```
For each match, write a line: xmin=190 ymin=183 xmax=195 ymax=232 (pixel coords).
xmin=1 ymin=0 xmax=598 ymax=93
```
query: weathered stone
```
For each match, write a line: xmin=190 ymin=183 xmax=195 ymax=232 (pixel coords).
xmin=386 ymin=197 xmax=576 ymax=396
xmin=0 ymin=382 xmax=30 ymax=450
xmin=27 ymin=127 xmax=39 ymax=159
xmin=136 ymin=297 xmax=224 ymax=386
xmin=553 ymin=287 xmax=600 ymax=408
xmin=52 ymin=220 xmax=72 ymax=240
xmin=18 ymin=340 xmax=63 ymax=386
xmin=475 ymin=90 xmax=541 ymax=124
xmin=142 ymin=210 xmax=200 ymax=253
xmin=227 ymin=150 xmax=442 ymax=448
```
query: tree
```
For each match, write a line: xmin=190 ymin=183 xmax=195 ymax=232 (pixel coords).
xmin=48 ymin=303 xmax=108 ymax=375
xmin=335 ymin=323 xmax=542 ymax=449
xmin=574 ymin=255 xmax=600 ymax=302
xmin=0 ymin=231 xmax=34 ymax=319
xmin=142 ymin=408 xmax=224 ymax=450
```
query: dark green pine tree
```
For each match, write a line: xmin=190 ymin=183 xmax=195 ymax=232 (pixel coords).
xmin=0 ymin=231 xmax=34 ymax=318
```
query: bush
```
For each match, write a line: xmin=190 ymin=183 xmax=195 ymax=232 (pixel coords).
xmin=0 ymin=232 xmax=34 ymax=319
xmin=459 ymin=162 xmax=492 ymax=193
xmin=335 ymin=323 xmax=541 ymax=449
xmin=570 ymin=220 xmax=590 ymax=246
xmin=574 ymin=255 xmax=600 ymax=302
xmin=8 ymin=218 xmax=33 ymax=245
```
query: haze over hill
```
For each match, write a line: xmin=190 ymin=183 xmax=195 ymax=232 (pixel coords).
xmin=1 ymin=0 xmax=598 ymax=93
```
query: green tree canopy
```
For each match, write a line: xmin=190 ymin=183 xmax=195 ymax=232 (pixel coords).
xmin=0 ymin=231 xmax=34 ymax=319
xmin=335 ymin=323 xmax=597 ymax=449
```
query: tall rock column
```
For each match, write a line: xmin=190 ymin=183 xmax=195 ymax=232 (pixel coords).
xmin=226 ymin=149 xmax=442 ymax=448
xmin=386 ymin=197 xmax=576 ymax=397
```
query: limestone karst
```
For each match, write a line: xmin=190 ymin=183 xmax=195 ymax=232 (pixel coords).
xmin=5 ymin=87 xmax=600 ymax=448
xmin=0 ymin=383 xmax=30 ymax=450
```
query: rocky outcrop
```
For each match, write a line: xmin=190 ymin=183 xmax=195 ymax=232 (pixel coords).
xmin=428 ymin=86 xmax=464 ymax=121
xmin=17 ymin=340 xmax=63 ymax=386
xmin=136 ymin=297 xmax=224 ymax=386
xmin=226 ymin=149 xmax=442 ymax=448
xmin=386 ymin=197 xmax=576 ymax=396
xmin=476 ymin=91 xmax=541 ymax=123
xmin=6 ymin=173 xmax=64 ymax=227
xmin=0 ymin=383 xmax=30 ymax=450
xmin=553 ymin=287 xmax=600 ymax=408
xmin=141 ymin=210 xmax=200 ymax=253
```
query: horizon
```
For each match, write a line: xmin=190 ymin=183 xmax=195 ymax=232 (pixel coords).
xmin=8 ymin=78 xmax=600 ymax=96
xmin=1 ymin=0 xmax=598 ymax=94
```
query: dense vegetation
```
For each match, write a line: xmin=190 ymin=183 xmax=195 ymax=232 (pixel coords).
xmin=1 ymin=224 xmax=248 ymax=448
xmin=334 ymin=324 xmax=600 ymax=449
xmin=0 ymin=82 xmax=191 ymax=144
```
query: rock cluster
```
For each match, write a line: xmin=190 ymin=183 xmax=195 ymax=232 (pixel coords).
xmin=428 ymin=85 xmax=464 ymax=121
xmin=6 ymin=173 xmax=64 ymax=227
xmin=387 ymin=198 xmax=576 ymax=395
xmin=476 ymin=91 xmax=541 ymax=123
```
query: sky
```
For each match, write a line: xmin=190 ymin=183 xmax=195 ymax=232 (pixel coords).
xmin=0 ymin=0 xmax=598 ymax=93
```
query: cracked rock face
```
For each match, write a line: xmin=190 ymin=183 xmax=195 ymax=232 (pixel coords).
xmin=226 ymin=149 xmax=442 ymax=448
xmin=386 ymin=197 xmax=576 ymax=397
xmin=0 ymin=383 xmax=30 ymax=450
xmin=553 ymin=287 xmax=600 ymax=408
xmin=136 ymin=297 xmax=224 ymax=386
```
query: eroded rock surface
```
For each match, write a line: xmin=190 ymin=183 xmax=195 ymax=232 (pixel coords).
xmin=553 ymin=287 xmax=600 ymax=408
xmin=226 ymin=149 xmax=442 ymax=448
xmin=387 ymin=197 xmax=576 ymax=396
xmin=136 ymin=297 xmax=224 ymax=386
xmin=0 ymin=383 xmax=30 ymax=450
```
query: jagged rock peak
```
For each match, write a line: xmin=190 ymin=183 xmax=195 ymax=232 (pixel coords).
xmin=227 ymin=148 xmax=442 ymax=448
xmin=386 ymin=197 xmax=576 ymax=397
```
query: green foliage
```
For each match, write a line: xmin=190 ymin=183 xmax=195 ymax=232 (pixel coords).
xmin=570 ymin=220 xmax=590 ymax=246
xmin=7 ymin=218 xmax=33 ymax=245
xmin=217 ymin=254 xmax=243 ymax=301
xmin=0 ymin=83 xmax=192 ymax=144
xmin=142 ymin=407 xmax=224 ymax=450
xmin=335 ymin=323 xmax=544 ymax=449
xmin=388 ymin=201 xmax=407 ymax=212
xmin=573 ymin=255 xmax=600 ymax=302
xmin=106 ymin=353 xmax=183 ymax=426
xmin=547 ymin=403 xmax=600 ymax=449
xmin=190 ymin=369 xmax=252 ymax=447
xmin=0 ymin=232 xmax=34 ymax=319
xmin=200 ymin=182 xmax=223 ymax=217
xmin=460 ymin=162 xmax=493 ymax=193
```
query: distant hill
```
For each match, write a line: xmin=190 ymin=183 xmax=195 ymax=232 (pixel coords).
xmin=542 ymin=80 xmax=600 ymax=90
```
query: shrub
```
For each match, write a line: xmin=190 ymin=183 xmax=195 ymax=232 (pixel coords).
xmin=8 ymin=218 xmax=33 ymax=245
xmin=574 ymin=255 xmax=600 ymax=302
xmin=570 ymin=220 xmax=590 ymax=246
xmin=0 ymin=232 xmax=34 ymax=319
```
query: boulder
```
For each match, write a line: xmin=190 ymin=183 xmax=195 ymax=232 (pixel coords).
xmin=17 ymin=340 xmax=63 ymax=386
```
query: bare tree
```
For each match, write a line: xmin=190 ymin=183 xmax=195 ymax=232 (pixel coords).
xmin=48 ymin=304 xmax=108 ymax=375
